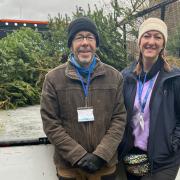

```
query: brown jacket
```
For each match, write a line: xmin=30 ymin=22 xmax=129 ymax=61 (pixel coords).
xmin=40 ymin=58 xmax=126 ymax=169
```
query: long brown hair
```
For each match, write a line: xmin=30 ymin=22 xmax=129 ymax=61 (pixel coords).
xmin=133 ymin=49 xmax=171 ymax=75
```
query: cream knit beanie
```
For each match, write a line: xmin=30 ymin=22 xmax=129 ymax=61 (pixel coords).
xmin=138 ymin=18 xmax=168 ymax=47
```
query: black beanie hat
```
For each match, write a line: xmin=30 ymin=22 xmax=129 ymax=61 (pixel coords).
xmin=67 ymin=17 xmax=99 ymax=48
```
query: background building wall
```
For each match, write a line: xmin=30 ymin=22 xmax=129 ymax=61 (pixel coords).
xmin=149 ymin=0 xmax=180 ymax=35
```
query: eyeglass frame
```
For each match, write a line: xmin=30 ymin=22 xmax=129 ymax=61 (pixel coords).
xmin=73 ymin=34 xmax=96 ymax=43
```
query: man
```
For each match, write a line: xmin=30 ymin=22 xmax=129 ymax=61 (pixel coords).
xmin=40 ymin=17 xmax=126 ymax=180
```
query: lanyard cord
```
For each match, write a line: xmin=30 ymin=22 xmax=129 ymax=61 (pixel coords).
xmin=138 ymin=74 xmax=155 ymax=113
xmin=76 ymin=68 xmax=91 ymax=98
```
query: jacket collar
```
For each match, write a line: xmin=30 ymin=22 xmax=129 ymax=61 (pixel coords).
xmin=123 ymin=58 xmax=180 ymax=84
xmin=65 ymin=57 xmax=106 ymax=82
xmin=139 ymin=57 xmax=164 ymax=82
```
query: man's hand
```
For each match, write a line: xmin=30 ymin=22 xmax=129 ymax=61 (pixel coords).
xmin=77 ymin=153 xmax=106 ymax=173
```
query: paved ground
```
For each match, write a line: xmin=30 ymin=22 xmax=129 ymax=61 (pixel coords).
xmin=0 ymin=105 xmax=180 ymax=180
xmin=0 ymin=105 xmax=44 ymax=141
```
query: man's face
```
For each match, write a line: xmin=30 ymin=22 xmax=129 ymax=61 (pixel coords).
xmin=71 ymin=31 xmax=96 ymax=67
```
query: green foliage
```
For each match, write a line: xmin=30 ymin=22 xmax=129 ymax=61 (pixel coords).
xmin=0 ymin=28 xmax=59 ymax=109
xmin=167 ymin=26 xmax=180 ymax=57
xmin=0 ymin=81 xmax=39 ymax=109
xmin=44 ymin=14 xmax=70 ymax=60
xmin=90 ymin=7 xmax=127 ymax=70
xmin=0 ymin=28 xmax=43 ymax=84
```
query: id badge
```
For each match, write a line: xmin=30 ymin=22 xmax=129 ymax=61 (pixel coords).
xmin=77 ymin=107 xmax=94 ymax=122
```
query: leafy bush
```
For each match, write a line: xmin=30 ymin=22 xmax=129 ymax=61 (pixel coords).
xmin=0 ymin=81 xmax=39 ymax=109
xmin=0 ymin=28 xmax=59 ymax=109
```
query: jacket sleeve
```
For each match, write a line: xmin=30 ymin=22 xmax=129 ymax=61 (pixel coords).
xmin=172 ymin=77 xmax=180 ymax=152
xmin=40 ymin=75 xmax=87 ymax=165
xmin=93 ymin=73 xmax=127 ymax=162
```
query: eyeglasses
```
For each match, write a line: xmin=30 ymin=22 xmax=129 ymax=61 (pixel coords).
xmin=73 ymin=35 xmax=96 ymax=42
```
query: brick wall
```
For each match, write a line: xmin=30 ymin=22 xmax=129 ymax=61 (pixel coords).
xmin=149 ymin=0 xmax=180 ymax=35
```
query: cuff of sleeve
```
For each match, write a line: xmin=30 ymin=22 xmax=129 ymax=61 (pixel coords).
xmin=93 ymin=145 xmax=112 ymax=163
xmin=70 ymin=145 xmax=87 ymax=166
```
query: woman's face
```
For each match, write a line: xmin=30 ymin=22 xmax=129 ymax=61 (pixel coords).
xmin=139 ymin=30 xmax=164 ymax=61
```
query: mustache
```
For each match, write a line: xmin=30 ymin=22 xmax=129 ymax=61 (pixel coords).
xmin=77 ymin=46 xmax=93 ymax=53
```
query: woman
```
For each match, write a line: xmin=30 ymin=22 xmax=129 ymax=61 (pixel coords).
xmin=119 ymin=18 xmax=180 ymax=180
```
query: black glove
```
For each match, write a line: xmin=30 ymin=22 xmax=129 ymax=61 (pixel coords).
xmin=77 ymin=153 xmax=106 ymax=173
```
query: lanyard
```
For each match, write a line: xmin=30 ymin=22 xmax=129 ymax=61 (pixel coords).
xmin=138 ymin=74 xmax=155 ymax=113
xmin=76 ymin=68 xmax=91 ymax=100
